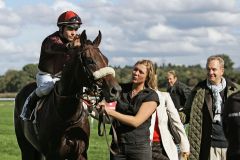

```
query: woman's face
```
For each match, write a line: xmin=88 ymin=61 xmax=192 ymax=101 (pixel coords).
xmin=132 ymin=64 xmax=148 ymax=84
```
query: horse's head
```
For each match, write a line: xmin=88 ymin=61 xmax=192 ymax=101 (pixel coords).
xmin=65 ymin=30 xmax=121 ymax=102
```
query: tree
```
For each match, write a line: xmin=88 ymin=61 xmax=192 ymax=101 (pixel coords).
xmin=22 ymin=64 xmax=38 ymax=79
xmin=115 ymin=66 xmax=132 ymax=83
xmin=216 ymin=54 xmax=234 ymax=70
xmin=0 ymin=76 xmax=6 ymax=92
xmin=1 ymin=60 xmax=240 ymax=93
xmin=5 ymin=70 xmax=32 ymax=92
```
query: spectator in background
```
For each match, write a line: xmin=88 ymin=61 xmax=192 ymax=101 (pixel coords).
xmin=166 ymin=70 xmax=191 ymax=123
xmin=223 ymin=91 xmax=240 ymax=160
xmin=184 ymin=55 xmax=240 ymax=160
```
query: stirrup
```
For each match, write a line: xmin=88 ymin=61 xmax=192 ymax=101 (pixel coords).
xmin=20 ymin=99 xmax=32 ymax=121
xmin=20 ymin=106 xmax=28 ymax=120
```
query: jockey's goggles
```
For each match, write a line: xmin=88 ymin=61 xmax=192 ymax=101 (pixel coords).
xmin=66 ymin=24 xmax=80 ymax=31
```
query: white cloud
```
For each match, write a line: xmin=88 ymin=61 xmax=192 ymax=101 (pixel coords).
xmin=147 ymin=24 xmax=180 ymax=40
xmin=0 ymin=10 xmax=21 ymax=25
xmin=0 ymin=39 xmax=22 ymax=53
xmin=52 ymin=0 xmax=80 ymax=13
xmin=0 ymin=26 xmax=19 ymax=37
xmin=207 ymin=28 xmax=235 ymax=43
xmin=1 ymin=0 xmax=240 ymax=75
xmin=0 ymin=0 xmax=5 ymax=9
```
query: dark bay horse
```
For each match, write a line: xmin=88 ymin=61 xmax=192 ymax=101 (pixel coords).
xmin=14 ymin=30 xmax=121 ymax=160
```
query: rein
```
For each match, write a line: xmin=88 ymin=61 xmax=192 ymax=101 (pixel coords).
xmin=97 ymin=106 xmax=120 ymax=155
xmin=56 ymin=84 xmax=120 ymax=155
xmin=55 ymin=44 xmax=118 ymax=153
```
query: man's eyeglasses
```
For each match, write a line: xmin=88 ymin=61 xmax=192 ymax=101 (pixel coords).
xmin=66 ymin=25 xmax=79 ymax=31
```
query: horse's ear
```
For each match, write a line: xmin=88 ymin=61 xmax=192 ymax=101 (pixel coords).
xmin=80 ymin=30 xmax=87 ymax=44
xmin=93 ymin=30 xmax=101 ymax=47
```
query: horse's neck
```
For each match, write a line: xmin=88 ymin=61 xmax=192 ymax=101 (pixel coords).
xmin=54 ymin=79 xmax=83 ymax=121
xmin=53 ymin=53 xmax=85 ymax=120
xmin=57 ymin=79 xmax=79 ymax=96
xmin=58 ymin=60 xmax=80 ymax=96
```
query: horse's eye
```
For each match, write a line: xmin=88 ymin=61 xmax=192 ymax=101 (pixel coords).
xmin=84 ymin=58 xmax=94 ymax=64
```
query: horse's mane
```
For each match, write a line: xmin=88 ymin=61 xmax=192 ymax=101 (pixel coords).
xmin=85 ymin=40 xmax=94 ymax=45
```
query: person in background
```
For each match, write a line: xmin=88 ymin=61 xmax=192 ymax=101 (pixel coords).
xmin=20 ymin=10 xmax=82 ymax=120
xmin=223 ymin=91 xmax=240 ymax=160
xmin=150 ymin=88 xmax=190 ymax=160
xmin=184 ymin=55 xmax=240 ymax=160
xmin=100 ymin=59 xmax=159 ymax=160
xmin=166 ymin=70 xmax=191 ymax=123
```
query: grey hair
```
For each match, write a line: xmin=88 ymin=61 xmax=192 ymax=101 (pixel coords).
xmin=206 ymin=55 xmax=224 ymax=68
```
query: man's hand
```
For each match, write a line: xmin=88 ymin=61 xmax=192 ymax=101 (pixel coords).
xmin=181 ymin=152 xmax=190 ymax=160
xmin=72 ymin=36 xmax=81 ymax=47
xmin=66 ymin=36 xmax=81 ymax=49
xmin=178 ymin=111 xmax=186 ymax=124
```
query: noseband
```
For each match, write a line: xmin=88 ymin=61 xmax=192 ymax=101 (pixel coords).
xmin=66 ymin=46 xmax=115 ymax=112
xmin=93 ymin=67 xmax=115 ymax=80
xmin=78 ymin=47 xmax=115 ymax=95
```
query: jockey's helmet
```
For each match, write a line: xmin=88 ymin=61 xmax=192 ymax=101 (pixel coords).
xmin=57 ymin=11 xmax=82 ymax=28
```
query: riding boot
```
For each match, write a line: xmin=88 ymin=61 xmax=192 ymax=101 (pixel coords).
xmin=20 ymin=92 xmax=40 ymax=121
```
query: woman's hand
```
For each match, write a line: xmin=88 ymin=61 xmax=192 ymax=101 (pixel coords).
xmin=97 ymin=101 xmax=116 ymax=115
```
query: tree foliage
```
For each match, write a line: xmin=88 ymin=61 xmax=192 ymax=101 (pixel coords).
xmin=0 ymin=64 xmax=37 ymax=93
xmin=22 ymin=64 xmax=38 ymax=79
xmin=216 ymin=54 xmax=234 ymax=70
xmin=0 ymin=55 xmax=239 ymax=93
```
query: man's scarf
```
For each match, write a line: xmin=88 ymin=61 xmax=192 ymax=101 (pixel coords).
xmin=207 ymin=77 xmax=226 ymax=122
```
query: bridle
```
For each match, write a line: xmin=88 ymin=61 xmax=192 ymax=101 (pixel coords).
xmin=53 ymin=45 xmax=115 ymax=129
xmin=77 ymin=46 xmax=115 ymax=100
xmin=54 ymin=44 xmax=115 ymax=105
xmin=78 ymin=46 xmax=120 ymax=155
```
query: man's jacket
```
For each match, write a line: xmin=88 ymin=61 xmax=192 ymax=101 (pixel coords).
xmin=184 ymin=79 xmax=240 ymax=160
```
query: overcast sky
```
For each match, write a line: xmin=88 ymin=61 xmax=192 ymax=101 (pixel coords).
xmin=1 ymin=0 xmax=240 ymax=75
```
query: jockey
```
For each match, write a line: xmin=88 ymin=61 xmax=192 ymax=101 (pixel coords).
xmin=20 ymin=10 xmax=82 ymax=120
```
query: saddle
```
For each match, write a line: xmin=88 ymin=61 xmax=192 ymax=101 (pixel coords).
xmin=31 ymin=98 xmax=45 ymax=124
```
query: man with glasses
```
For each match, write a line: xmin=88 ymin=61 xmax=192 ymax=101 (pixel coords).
xmin=20 ymin=10 xmax=82 ymax=120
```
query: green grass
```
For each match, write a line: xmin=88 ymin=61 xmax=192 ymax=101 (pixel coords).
xmin=0 ymin=101 xmax=111 ymax=160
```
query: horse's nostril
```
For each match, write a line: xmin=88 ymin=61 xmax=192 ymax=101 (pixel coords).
xmin=111 ymin=85 xmax=122 ymax=96
xmin=111 ymin=88 xmax=117 ymax=95
xmin=109 ymin=86 xmax=121 ymax=100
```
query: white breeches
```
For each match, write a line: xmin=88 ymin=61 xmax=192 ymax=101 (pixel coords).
xmin=35 ymin=72 xmax=60 ymax=97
